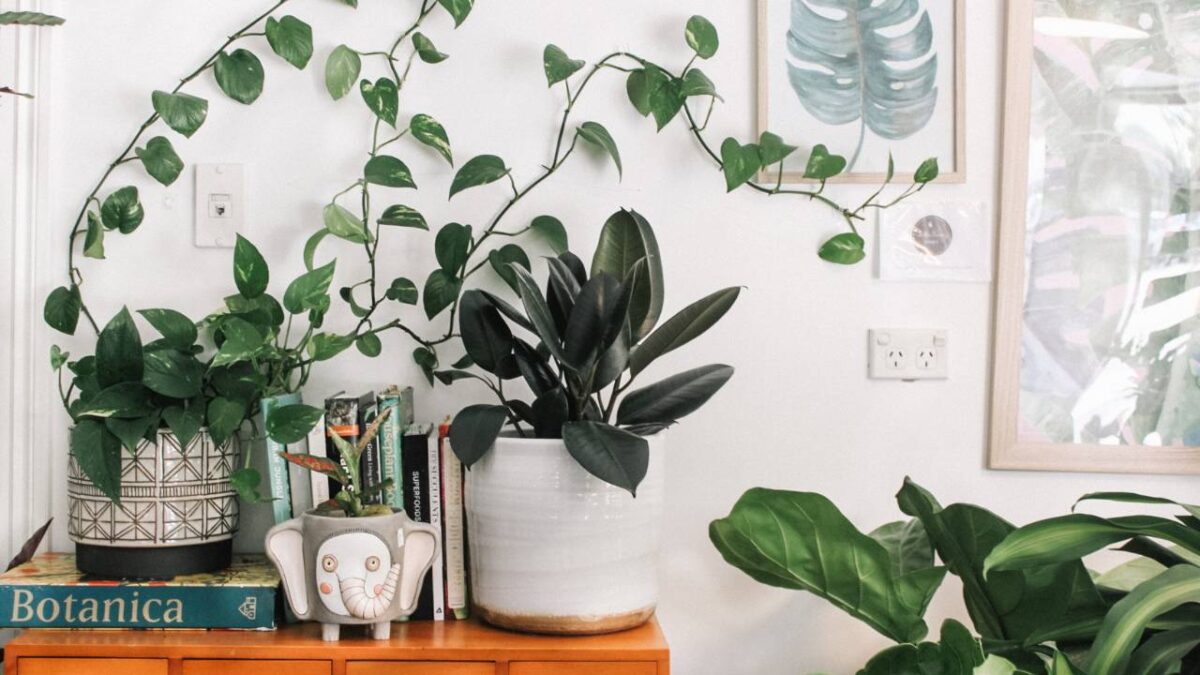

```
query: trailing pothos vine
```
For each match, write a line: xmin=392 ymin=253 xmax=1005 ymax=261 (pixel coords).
xmin=44 ymin=0 xmax=935 ymax=506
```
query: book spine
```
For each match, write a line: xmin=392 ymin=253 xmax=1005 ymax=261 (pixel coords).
xmin=360 ymin=398 xmax=381 ymax=504
xmin=307 ymin=415 xmax=330 ymax=506
xmin=378 ymin=394 xmax=403 ymax=509
xmin=401 ymin=427 xmax=433 ymax=621
xmin=0 ymin=585 xmax=277 ymax=630
xmin=261 ymin=392 xmax=300 ymax=524
xmin=439 ymin=424 xmax=468 ymax=619
xmin=325 ymin=396 xmax=362 ymax=499
xmin=428 ymin=429 xmax=444 ymax=621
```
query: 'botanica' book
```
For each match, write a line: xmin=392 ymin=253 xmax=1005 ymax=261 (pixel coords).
xmin=0 ymin=553 xmax=280 ymax=630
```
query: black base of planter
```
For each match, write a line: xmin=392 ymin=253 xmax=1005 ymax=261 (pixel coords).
xmin=75 ymin=540 xmax=232 ymax=580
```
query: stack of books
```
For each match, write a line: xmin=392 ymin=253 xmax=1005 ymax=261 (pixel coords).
xmin=262 ymin=385 xmax=470 ymax=622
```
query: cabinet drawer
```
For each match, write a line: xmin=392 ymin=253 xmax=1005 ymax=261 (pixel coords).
xmin=511 ymin=663 xmax=657 ymax=675
xmin=184 ymin=660 xmax=331 ymax=675
xmin=18 ymin=658 xmax=168 ymax=675
xmin=347 ymin=663 xmax=494 ymax=675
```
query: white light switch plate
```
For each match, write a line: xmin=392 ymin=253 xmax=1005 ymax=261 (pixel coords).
xmin=194 ymin=164 xmax=246 ymax=248
xmin=868 ymin=329 xmax=949 ymax=381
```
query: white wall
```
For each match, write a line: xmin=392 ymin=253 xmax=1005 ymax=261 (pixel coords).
xmin=17 ymin=0 xmax=1199 ymax=672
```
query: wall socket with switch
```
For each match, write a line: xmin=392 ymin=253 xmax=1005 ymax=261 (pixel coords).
xmin=868 ymin=329 xmax=948 ymax=381
xmin=194 ymin=164 xmax=246 ymax=248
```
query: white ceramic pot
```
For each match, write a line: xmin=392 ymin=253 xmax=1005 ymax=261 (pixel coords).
xmin=465 ymin=432 xmax=665 ymax=635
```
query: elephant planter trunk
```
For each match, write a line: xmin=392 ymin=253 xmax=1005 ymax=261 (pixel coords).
xmin=265 ymin=509 xmax=438 ymax=641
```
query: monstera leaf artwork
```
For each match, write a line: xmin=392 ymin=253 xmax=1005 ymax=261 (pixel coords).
xmin=786 ymin=0 xmax=939 ymax=170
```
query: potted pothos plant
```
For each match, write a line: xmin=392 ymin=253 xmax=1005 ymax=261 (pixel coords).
xmin=445 ymin=208 xmax=739 ymax=635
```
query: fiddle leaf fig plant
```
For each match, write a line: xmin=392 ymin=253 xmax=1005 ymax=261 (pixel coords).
xmin=448 ymin=209 xmax=739 ymax=496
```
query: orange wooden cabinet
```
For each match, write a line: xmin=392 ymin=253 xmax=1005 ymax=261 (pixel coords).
xmin=3 ymin=617 xmax=670 ymax=675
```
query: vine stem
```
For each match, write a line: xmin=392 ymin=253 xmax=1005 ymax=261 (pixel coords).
xmin=64 ymin=0 xmax=292 ymax=335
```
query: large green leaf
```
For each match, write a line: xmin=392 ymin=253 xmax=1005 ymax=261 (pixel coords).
xmin=857 ymin=620 xmax=985 ymax=675
xmin=543 ymin=44 xmax=584 ymax=86
xmin=162 ymin=405 xmax=203 ymax=449
xmin=206 ymin=396 xmax=245 ymax=448
xmin=96 ymin=308 xmax=144 ymax=388
xmin=563 ymin=273 xmax=627 ymax=371
xmin=76 ymin=382 xmax=155 ymax=420
xmin=323 ymin=203 xmax=371 ymax=243
xmin=211 ymin=317 xmax=266 ymax=368
xmin=44 ymin=285 xmax=82 ymax=335
xmin=266 ymin=404 xmax=323 ymax=445
xmin=625 ymin=65 xmax=684 ymax=131
xmin=435 ymin=223 xmax=472 ymax=273
xmin=325 ymin=45 xmax=361 ymax=100
xmin=449 ymin=404 xmax=506 ymax=467
xmin=71 ymin=420 xmax=122 ymax=502
xmin=711 ymin=488 xmax=938 ymax=643
xmin=1076 ymin=492 xmax=1200 ymax=520
xmin=449 ymin=155 xmax=508 ymax=198
xmin=1126 ymin=625 xmax=1200 ymax=675
xmin=151 ymin=91 xmax=208 ymax=138
xmin=562 ymin=421 xmax=650 ymax=496
xmin=617 ymin=364 xmax=733 ymax=426
xmin=487 ymin=245 xmax=530 ymax=293
xmin=1087 ymin=566 xmax=1200 ymax=675
xmin=142 ymin=349 xmax=203 ymax=399
xmin=283 ymin=260 xmax=336 ymax=315
xmin=897 ymin=479 xmax=1108 ymax=644
xmin=985 ymin=515 xmax=1200 ymax=574
xmin=577 ymin=122 xmax=622 ymax=178
xmin=629 ymin=287 xmax=740 ymax=376
xmin=410 ymin=113 xmax=453 ymax=165
xmin=591 ymin=209 xmax=663 ymax=340
xmin=135 ymin=137 xmax=184 ymax=186
xmin=360 ymin=77 xmax=398 ymax=126
xmin=364 ymin=155 xmax=415 ymax=188
xmin=510 ymin=265 xmax=568 ymax=365
xmin=720 ymin=138 xmax=761 ymax=192
xmin=100 ymin=186 xmax=144 ymax=234
xmin=458 ymin=290 xmax=514 ymax=374
xmin=233 ymin=235 xmax=269 ymax=299
xmin=265 ymin=15 xmax=313 ymax=69
xmin=531 ymin=215 xmax=569 ymax=254
xmin=871 ymin=519 xmax=935 ymax=578
xmin=786 ymin=0 xmax=938 ymax=169
xmin=105 ymin=416 xmax=156 ymax=453
xmin=422 ymin=269 xmax=461 ymax=319
xmin=214 ymin=49 xmax=264 ymax=104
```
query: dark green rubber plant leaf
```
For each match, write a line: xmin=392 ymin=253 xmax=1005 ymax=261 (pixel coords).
xmin=787 ymin=0 xmax=938 ymax=169
xmin=711 ymin=487 xmax=941 ymax=644
xmin=591 ymin=209 xmax=663 ymax=341
xmin=449 ymin=404 xmax=507 ymax=467
xmin=617 ymin=364 xmax=733 ymax=427
xmin=629 ymin=287 xmax=740 ymax=376
xmin=562 ymin=421 xmax=650 ymax=496
xmin=458 ymin=290 xmax=514 ymax=374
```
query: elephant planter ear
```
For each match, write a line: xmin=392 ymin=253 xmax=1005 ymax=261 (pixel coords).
xmin=265 ymin=520 xmax=312 ymax=620
xmin=398 ymin=524 xmax=439 ymax=615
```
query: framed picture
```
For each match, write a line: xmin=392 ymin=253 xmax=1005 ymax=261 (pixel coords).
xmin=756 ymin=0 xmax=965 ymax=184
xmin=990 ymin=0 xmax=1200 ymax=474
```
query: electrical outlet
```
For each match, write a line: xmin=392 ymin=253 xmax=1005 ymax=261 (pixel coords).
xmin=195 ymin=164 xmax=246 ymax=248
xmin=869 ymin=329 xmax=948 ymax=381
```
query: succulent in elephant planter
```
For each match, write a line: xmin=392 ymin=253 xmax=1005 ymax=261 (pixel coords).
xmin=265 ymin=406 xmax=440 ymax=640
xmin=446 ymin=209 xmax=741 ymax=634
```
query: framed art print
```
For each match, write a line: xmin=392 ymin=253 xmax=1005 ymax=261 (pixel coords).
xmin=990 ymin=0 xmax=1200 ymax=474
xmin=757 ymin=0 xmax=965 ymax=184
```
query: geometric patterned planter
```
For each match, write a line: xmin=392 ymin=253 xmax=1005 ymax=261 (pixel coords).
xmin=68 ymin=429 xmax=239 ymax=578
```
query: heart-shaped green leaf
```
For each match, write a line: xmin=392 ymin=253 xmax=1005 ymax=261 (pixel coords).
xmin=685 ymin=15 xmax=719 ymax=59
xmin=265 ymin=15 xmax=313 ymax=69
xmin=437 ymin=0 xmax=474 ymax=27
xmin=105 ymin=416 xmax=156 ymax=453
xmin=818 ymin=233 xmax=867 ymax=265
xmin=138 ymin=308 xmax=197 ymax=350
xmin=266 ymin=404 xmax=323 ymax=444
xmin=83 ymin=212 xmax=105 ymax=260
xmin=283 ymin=260 xmax=337 ymax=315
xmin=449 ymin=155 xmax=508 ymax=199
xmin=720 ymin=138 xmax=761 ymax=192
xmin=323 ymin=203 xmax=372 ymax=243
xmin=577 ymin=121 xmax=622 ymax=178
xmin=96 ymin=307 xmax=144 ymax=388
xmin=759 ymin=132 xmax=798 ymax=166
xmin=232 ymin=235 xmax=269 ymax=299
xmin=44 ymin=285 xmax=82 ymax=335
xmin=544 ymin=44 xmax=584 ymax=87
xmin=410 ymin=113 xmax=453 ymax=165
xmin=804 ymin=144 xmax=848 ymax=180
xmin=679 ymin=68 xmax=720 ymax=99
xmin=214 ymin=49 xmax=264 ymax=105
xmin=162 ymin=405 xmax=203 ymax=449
xmin=100 ymin=186 xmax=144 ymax=233
xmin=308 ymin=333 xmax=354 ymax=361
xmin=206 ymin=396 xmax=245 ymax=448
xmin=325 ymin=45 xmax=361 ymax=100
xmin=364 ymin=154 xmax=415 ymax=188
xmin=915 ymin=157 xmax=940 ymax=184
xmin=487 ymin=244 xmax=531 ymax=292
xmin=151 ymin=91 xmax=208 ymax=138
xmin=135 ymin=137 xmax=183 ymax=186
xmin=360 ymin=77 xmax=399 ymax=126
xmin=412 ymin=32 xmax=447 ymax=63
xmin=378 ymin=204 xmax=427 ymax=229
xmin=142 ymin=349 xmax=204 ymax=399
xmin=531 ymin=215 xmax=568 ymax=254
xmin=71 ymin=420 xmax=122 ymax=502
xmin=413 ymin=347 xmax=438 ymax=386
xmin=386 ymin=277 xmax=418 ymax=304
xmin=423 ymin=269 xmax=462 ymax=319
xmin=356 ymin=333 xmax=382 ymax=357
xmin=211 ymin=317 xmax=266 ymax=368
xmin=435 ymin=222 xmax=472 ymax=273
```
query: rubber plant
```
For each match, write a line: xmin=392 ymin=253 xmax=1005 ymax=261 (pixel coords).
xmin=710 ymin=478 xmax=1125 ymax=674
xmin=445 ymin=209 xmax=740 ymax=496
xmin=0 ymin=10 xmax=64 ymax=98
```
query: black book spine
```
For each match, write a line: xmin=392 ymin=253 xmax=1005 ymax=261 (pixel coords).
xmin=360 ymin=398 xmax=382 ymax=504
xmin=401 ymin=427 xmax=433 ymax=621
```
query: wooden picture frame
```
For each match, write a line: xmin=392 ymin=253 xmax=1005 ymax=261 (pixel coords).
xmin=755 ymin=0 xmax=966 ymax=184
xmin=989 ymin=0 xmax=1200 ymax=475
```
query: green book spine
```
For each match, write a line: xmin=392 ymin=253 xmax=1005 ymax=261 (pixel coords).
xmin=261 ymin=392 xmax=301 ymax=524
xmin=378 ymin=386 xmax=415 ymax=510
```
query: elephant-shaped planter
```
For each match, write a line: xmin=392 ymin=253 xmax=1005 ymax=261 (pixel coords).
xmin=265 ymin=509 xmax=439 ymax=641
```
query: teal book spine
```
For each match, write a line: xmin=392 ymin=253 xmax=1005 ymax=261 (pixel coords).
xmin=379 ymin=387 xmax=415 ymax=511
xmin=0 ymin=584 xmax=278 ymax=630
xmin=262 ymin=392 xmax=301 ymax=524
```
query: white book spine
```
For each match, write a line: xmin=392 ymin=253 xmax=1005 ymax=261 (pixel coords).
xmin=441 ymin=435 xmax=467 ymax=618
xmin=307 ymin=415 xmax=330 ymax=506
xmin=427 ymin=433 xmax=445 ymax=621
